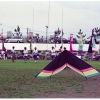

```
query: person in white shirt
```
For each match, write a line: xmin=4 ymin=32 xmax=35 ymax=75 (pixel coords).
xmin=33 ymin=47 xmax=38 ymax=62
xmin=1 ymin=50 xmax=5 ymax=60
xmin=23 ymin=47 xmax=28 ymax=63
xmin=11 ymin=46 xmax=16 ymax=62
xmin=98 ymin=42 xmax=100 ymax=54
xmin=51 ymin=46 xmax=56 ymax=60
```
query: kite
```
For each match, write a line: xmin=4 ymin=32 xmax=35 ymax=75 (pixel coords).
xmin=35 ymin=50 xmax=100 ymax=78
xmin=76 ymin=29 xmax=86 ymax=55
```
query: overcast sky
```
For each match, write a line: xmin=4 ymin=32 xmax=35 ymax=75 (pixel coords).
xmin=0 ymin=0 xmax=100 ymax=39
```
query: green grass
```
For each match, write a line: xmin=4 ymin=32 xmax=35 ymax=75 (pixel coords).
xmin=0 ymin=60 xmax=100 ymax=98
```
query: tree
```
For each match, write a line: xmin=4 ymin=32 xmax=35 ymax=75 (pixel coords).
xmin=13 ymin=26 xmax=22 ymax=39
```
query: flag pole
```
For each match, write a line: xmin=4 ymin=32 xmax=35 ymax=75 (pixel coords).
xmin=47 ymin=1 xmax=50 ymax=50
xmin=61 ymin=7 xmax=63 ymax=47
xmin=33 ymin=7 xmax=34 ymax=37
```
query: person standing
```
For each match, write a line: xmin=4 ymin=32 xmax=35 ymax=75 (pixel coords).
xmin=64 ymin=47 xmax=66 ymax=51
xmin=5 ymin=49 xmax=8 ymax=60
xmin=23 ymin=47 xmax=28 ymax=63
xmin=55 ymin=51 xmax=59 ymax=57
xmin=98 ymin=42 xmax=100 ymax=54
xmin=33 ymin=47 xmax=38 ymax=62
xmin=11 ymin=46 xmax=16 ymax=62
xmin=1 ymin=50 xmax=5 ymax=60
xmin=51 ymin=46 xmax=56 ymax=60
xmin=59 ymin=46 xmax=63 ymax=53
xmin=44 ymin=50 xmax=48 ymax=60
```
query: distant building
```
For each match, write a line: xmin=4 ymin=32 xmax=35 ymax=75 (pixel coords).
xmin=7 ymin=31 xmax=12 ymax=38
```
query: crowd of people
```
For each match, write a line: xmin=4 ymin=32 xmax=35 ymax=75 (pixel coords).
xmin=0 ymin=45 xmax=67 ymax=63
xmin=0 ymin=43 xmax=100 ymax=63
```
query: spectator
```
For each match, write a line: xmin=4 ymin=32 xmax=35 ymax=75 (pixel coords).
xmin=59 ymin=46 xmax=63 ymax=53
xmin=11 ymin=46 xmax=16 ymax=62
xmin=51 ymin=46 xmax=56 ymax=60
xmin=64 ymin=47 xmax=66 ymax=51
xmin=45 ymin=50 xmax=48 ymax=60
xmin=55 ymin=51 xmax=59 ymax=57
xmin=98 ymin=42 xmax=100 ymax=54
xmin=33 ymin=47 xmax=38 ymax=62
xmin=23 ymin=47 xmax=28 ymax=63
xmin=1 ymin=50 xmax=5 ymax=60
xmin=5 ymin=49 xmax=8 ymax=60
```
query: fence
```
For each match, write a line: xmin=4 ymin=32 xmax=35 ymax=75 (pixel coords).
xmin=0 ymin=43 xmax=99 ymax=52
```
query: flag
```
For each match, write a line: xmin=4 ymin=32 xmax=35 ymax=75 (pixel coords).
xmin=70 ymin=35 xmax=73 ymax=53
xmin=55 ymin=43 xmax=56 ymax=48
xmin=62 ymin=29 xmax=64 ymax=38
xmin=87 ymin=36 xmax=92 ymax=54
xmin=87 ymin=29 xmax=94 ymax=54
xmin=61 ymin=29 xmax=64 ymax=47
xmin=30 ymin=42 xmax=32 ymax=50
xmin=30 ymin=42 xmax=32 ymax=54
xmin=54 ymin=31 xmax=56 ymax=48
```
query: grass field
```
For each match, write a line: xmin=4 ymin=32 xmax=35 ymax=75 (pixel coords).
xmin=0 ymin=59 xmax=100 ymax=98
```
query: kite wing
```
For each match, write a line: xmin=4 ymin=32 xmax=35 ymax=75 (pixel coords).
xmin=35 ymin=51 xmax=67 ymax=78
xmin=65 ymin=50 xmax=100 ymax=78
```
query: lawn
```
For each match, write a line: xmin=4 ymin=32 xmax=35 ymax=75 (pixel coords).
xmin=0 ymin=59 xmax=100 ymax=98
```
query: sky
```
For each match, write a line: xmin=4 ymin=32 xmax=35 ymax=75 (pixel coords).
xmin=0 ymin=0 xmax=100 ymax=39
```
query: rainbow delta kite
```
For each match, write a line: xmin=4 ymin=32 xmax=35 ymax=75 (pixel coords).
xmin=35 ymin=50 xmax=100 ymax=78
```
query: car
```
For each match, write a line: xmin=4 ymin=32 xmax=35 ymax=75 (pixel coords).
xmin=56 ymin=38 xmax=69 ymax=44
xmin=5 ymin=38 xmax=24 ymax=43
xmin=95 ymin=35 xmax=100 ymax=44
xmin=67 ymin=37 xmax=78 ymax=44
xmin=73 ymin=38 xmax=78 ymax=44
xmin=84 ymin=38 xmax=90 ymax=44
xmin=85 ymin=35 xmax=100 ymax=44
